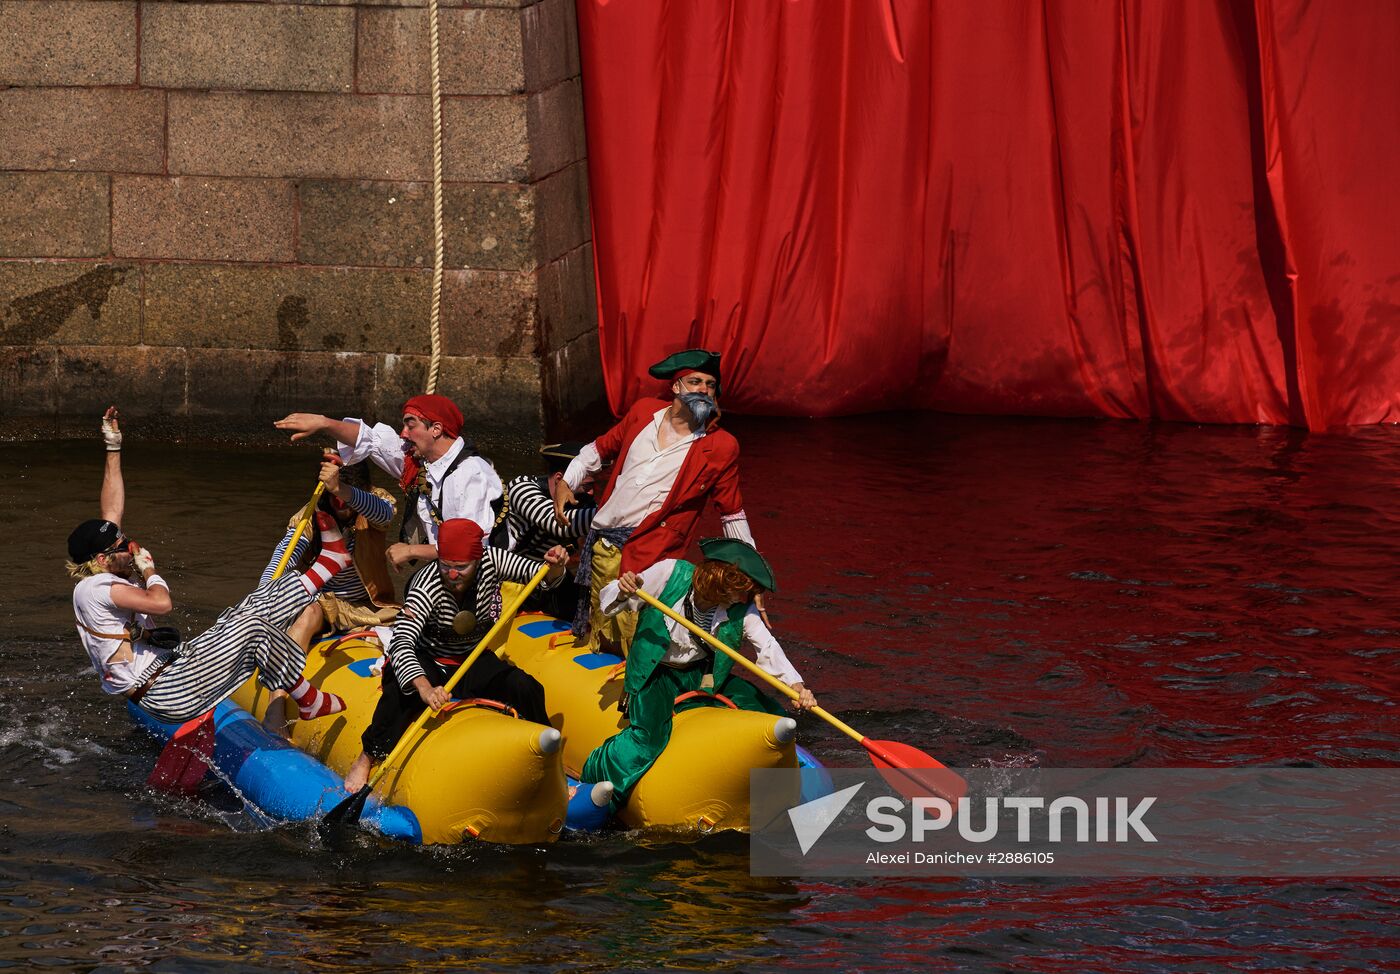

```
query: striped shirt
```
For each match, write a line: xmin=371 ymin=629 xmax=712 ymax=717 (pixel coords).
xmin=502 ymin=474 xmax=594 ymax=559
xmin=258 ymin=486 xmax=395 ymax=602
xmin=389 ymin=548 xmax=557 ymax=691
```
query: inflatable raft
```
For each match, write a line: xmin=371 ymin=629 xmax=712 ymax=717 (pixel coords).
xmin=497 ymin=611 xmax=827 ymax=832
xmin=229 ymin=634 xmax=573 ymax=845
xmin=135 ymin=610 xmax=829 ymax=841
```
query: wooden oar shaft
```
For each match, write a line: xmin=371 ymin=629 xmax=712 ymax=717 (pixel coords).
xmin=270 ymin=482 xmax=326 ymax=581
xmin=635 ymin=589 xmax=865 ymax=748
xmin=365 ymin=564 xmax=551 ymax=792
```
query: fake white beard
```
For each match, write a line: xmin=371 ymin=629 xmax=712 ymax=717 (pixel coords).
xmin=680 ymin=392 xmax=719 ymax=427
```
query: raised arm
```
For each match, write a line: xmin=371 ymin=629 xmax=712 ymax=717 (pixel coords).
xmin=274 ymin=412 xmax=363 ymax=446
xmin=98 ymin=406 xmax=124 ymax=527
xmin=319 ymin=452 xmax=396 ymax=527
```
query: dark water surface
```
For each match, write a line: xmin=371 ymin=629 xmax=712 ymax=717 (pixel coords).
xmin=2 ymin=414 xmax=1396 ymax=972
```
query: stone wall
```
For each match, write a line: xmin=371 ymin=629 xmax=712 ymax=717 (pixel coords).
xmin=0 ymin=0 xmax=603 ymax=441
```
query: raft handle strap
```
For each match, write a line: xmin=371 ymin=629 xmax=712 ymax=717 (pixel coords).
xmin=321 ymin=629 xmax=379 ymax=655
xmin=441 ymin=697 xmax=520 ymax=720
xmin=672 ymin=690 xmax=738 ymax=713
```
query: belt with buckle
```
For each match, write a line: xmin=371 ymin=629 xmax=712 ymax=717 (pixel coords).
xmin=126 ymin=655 xmax=176 ymax=704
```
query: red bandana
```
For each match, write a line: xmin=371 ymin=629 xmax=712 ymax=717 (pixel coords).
xmin=398 ymin=395 xmax=464 ymax=491
xmin=437 ymin=519 xmax=484 ymax=563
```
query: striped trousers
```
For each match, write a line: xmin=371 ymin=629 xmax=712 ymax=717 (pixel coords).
xmin=137 ymin=574 xmax=314 ymax=723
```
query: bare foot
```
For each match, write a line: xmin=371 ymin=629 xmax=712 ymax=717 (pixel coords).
xmin=343 ymin=752 xmax=373 ymax=792
xmin=261 ymin=690 xmax=291 ymax=739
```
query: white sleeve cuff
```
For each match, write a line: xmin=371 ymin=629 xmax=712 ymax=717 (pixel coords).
xmin=599 ymin=578 xmax=638 ymax=616
xmin=564 ymin=442 xmax=602 ymax=492
xmin=720 ymin=512 xmax=755 ymax=547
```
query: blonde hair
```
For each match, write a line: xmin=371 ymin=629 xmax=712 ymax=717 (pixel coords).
xmin=65 ymin=557 xmax=105 ymax=580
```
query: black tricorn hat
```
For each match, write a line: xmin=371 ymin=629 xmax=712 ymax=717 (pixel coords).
xmin=698 ymin=537 xmax=777 ymax=593
xmin=648 ymin=348 xmax=722 ymax=395
xmin=540 ymin=441 xmax=586 ymax=462
xmin=67 ymin=518 xmax=121 ymax=563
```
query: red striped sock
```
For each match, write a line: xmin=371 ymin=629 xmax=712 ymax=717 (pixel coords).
xmin=298 ymin=512 xmax=353 ymax=595
xmin=289 ymin=678 xmax=347 ymax=721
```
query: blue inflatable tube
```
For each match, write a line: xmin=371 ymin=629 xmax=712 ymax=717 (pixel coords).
xmin=128 ymin=699 xmax=423 ymax=844
xmin=796 ymin=744 xmax=835 ymax=804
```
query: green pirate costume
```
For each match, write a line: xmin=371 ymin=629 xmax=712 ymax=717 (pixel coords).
xmin=580 ymin=539 xmax=815 ymax=809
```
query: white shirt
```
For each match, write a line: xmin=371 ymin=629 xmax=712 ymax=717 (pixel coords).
xmin=73 ymin=573 xmax=164 ymax=695
xmin=570 ymin=408 xmax=698 ymax=530
xmin=566 ymin=408 xmax=756 ymax=545
xmin=600 ymin=558 xmax=803 ymax=685
xmin=339 ymin=418 xmax=503 ymax=544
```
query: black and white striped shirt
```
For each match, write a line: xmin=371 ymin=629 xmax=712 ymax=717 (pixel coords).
xmin=388 ymin=548 xmax=555 ymax=691
xmin=258 ymin=486 xmax=395 ymax=604
xmin=502 ymin=474 xmax=593 ymax=559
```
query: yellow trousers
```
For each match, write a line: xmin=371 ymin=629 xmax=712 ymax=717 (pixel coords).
xmin=582 ymin=538 xmax=637 ymax=654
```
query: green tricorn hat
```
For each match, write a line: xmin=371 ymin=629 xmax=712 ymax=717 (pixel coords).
xmin=648 ymin=348 xmax=722 ymax=394
xmin=698 ymin=537 xmax=777 ymax=593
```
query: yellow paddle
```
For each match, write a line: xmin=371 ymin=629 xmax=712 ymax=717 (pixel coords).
xmin=635 ymin=589 xmax=966 ymax=802
xmin=318 ymin=563 xmax=552 ymax=841
xmin=269 ymin=481 xmax=326 ymax=581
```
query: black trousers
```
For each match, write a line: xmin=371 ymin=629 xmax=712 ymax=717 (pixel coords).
xmin=361 ymin=646 xmax=549 ymax=759
xmin=523 ymin=574 xmax=585 ymax=624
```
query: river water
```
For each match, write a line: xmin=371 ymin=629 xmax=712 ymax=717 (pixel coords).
xmin=2 ymin=413 xmax=1396 ymax=972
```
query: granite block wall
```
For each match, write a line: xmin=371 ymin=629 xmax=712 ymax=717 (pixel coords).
xmin=0 ymin=0 xmax=603 ymax=440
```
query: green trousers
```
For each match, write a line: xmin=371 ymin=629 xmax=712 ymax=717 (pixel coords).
xmin=581 ymin=663 xmax=785 ymax=811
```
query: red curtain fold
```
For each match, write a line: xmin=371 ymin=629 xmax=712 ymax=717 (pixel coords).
xmin=575 ymin=0 xmax=1400 ymax=429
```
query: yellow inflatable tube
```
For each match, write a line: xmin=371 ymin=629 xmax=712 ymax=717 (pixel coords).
xmin=497 ymin=611 xmax=800 ymax=832
xmin=233 ymin=635 xmax=569 ymax=846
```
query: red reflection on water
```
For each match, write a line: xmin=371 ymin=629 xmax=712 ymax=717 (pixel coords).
xmin=720 ymin=414 xmax=1399 ymax=770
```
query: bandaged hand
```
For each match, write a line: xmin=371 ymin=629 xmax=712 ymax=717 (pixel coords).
xmin=132 ymin=546 xmax=156 ymax=576
xmin=101 ymin=406 xmax=122 ymax=452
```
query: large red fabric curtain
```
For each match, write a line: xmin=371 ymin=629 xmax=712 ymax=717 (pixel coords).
xmin=574 ymin=0 xmax=1400 ymax=429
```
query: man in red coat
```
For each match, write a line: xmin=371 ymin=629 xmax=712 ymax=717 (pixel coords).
xmin=553 ymin=349 xmax=756 ymax=653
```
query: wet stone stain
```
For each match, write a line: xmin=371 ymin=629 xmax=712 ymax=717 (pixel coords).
xmin=1 ymin=265 xmax=130 ymax=345
xmin=276 ymin=294 xmax=309 ymax=351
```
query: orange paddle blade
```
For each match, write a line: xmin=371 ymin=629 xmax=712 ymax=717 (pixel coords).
xmin=863 ymin=738 xmax=967 ymax=803
xmin=147 ymin=711 xmax=215 ymax=796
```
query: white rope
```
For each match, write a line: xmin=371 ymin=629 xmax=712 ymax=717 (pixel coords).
xmin=425 ymin=0 xmax=445 ymax=395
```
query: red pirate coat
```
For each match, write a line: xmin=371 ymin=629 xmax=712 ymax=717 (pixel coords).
xmin=592 ymin=397 xmax=745 ymax=574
